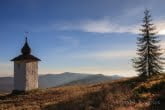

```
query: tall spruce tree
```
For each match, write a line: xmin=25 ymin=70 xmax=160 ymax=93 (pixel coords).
xmin=133 ymin=10 xmax=164 ymax=77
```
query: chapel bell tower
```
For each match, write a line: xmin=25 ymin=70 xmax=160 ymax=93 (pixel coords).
xmin=11 ymin=37 xmax=41 ymax=91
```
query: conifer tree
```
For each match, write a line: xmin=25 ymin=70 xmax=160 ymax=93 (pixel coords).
xmin=132 ymin=10 xmax=164 ymax=77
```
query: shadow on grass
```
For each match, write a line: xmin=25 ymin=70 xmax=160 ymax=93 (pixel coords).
xmin=43 ymin=86 xmax=108 ymax=110
xmin=0 ymin=89 xmax=41 ymax=100
xmin=43 ymin=78 xmax=137 ymax=110
xmin=148 ymin=91 xmax=165 ymax=110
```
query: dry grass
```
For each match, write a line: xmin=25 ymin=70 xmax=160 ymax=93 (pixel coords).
xmin=0 ymin=74 xmax=164 ymax=110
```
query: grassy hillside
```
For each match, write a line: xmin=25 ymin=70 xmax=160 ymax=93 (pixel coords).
xmin=0 ymin=74 xmax=164 ymax=110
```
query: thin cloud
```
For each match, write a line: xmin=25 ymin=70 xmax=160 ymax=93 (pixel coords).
xmin=55 ymin=19 xmax=139 ymax=34
xmin=54 ymin=18 xmax=165 ymax=35
xmin=74 ymin=50 xmax=136 ymax=60
xmin=13 ymin=18 xmax=165 ymax=35
xmin=155 ymin=20 xmax=165 ymax=35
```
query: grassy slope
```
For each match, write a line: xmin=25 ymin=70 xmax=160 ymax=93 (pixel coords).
xmin=0 ymin=74 xmax=164 ymax=110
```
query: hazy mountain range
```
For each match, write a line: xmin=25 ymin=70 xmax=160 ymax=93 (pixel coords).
xmin=0 ymin=72 xmax=123 ymax=93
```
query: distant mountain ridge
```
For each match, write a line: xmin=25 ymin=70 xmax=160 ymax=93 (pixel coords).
xmin=0 ymin=72 xmax=123 ymax=92
xmin=63 ymin=74 xmax=118 ymax=86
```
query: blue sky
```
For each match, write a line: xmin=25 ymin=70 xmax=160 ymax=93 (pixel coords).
xmin=1 ymin=0 xmax=165 ymax=77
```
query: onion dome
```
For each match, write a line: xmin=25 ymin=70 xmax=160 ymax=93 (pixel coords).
xmin=21 ymin=37 xmax=31 ymax=55
xmin=11 ymin=37 xmax=41 ymax=61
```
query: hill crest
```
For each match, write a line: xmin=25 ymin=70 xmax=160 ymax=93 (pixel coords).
xmin=0 ymin=74 xmax=164 ymax=110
